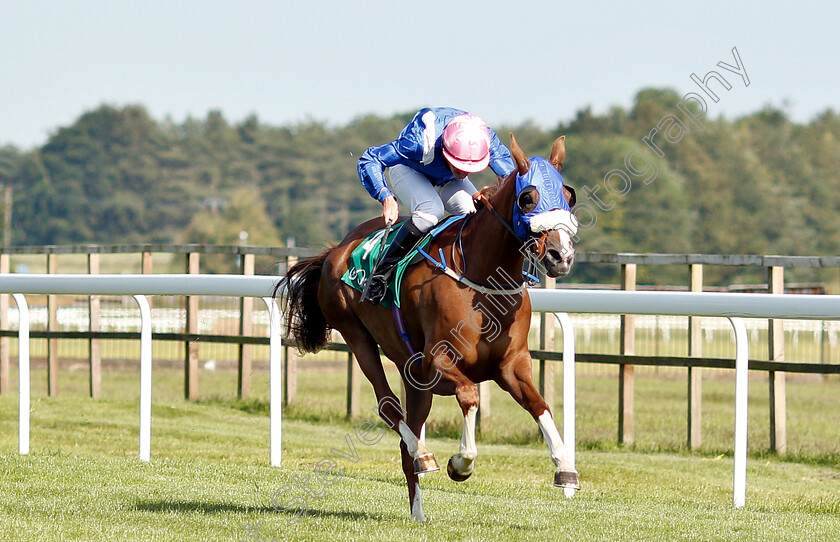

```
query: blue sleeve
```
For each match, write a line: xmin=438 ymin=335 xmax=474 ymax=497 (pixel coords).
xmin=487 ymin=128 xmax=515 ymax=178
xmin=357 ymin=141 xmax=406 ymax=203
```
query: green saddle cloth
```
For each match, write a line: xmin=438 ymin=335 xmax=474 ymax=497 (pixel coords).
xmin=340 ymin=221 xmax=431 ymax=309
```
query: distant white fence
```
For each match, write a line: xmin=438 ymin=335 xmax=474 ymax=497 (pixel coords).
xmin=13 ymin=306 xmax=840 ymax=348
xmin=5 ymin=306 xmax=270 ymax=333
xmin=2 ymin=274 xmax=840 ymax=510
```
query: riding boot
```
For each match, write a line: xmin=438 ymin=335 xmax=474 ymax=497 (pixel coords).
xmin=364 ymin=220 xmax=425 ymax=304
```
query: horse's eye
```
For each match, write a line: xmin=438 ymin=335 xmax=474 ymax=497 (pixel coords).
xmin=517 ymin=186 xmax=539 ymax=214
xmin=564 ymin=185 xmax=577 ymax=208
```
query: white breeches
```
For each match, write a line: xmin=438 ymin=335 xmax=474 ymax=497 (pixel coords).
xmin=387 ymin=164 xmax=477 ymax=232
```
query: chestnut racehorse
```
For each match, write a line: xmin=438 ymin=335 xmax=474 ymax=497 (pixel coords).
xmin=278 ymin=134 xmax=580 ymax=521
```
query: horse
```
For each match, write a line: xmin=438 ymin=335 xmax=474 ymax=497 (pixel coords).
xmin=278 ymin=134 xmax=580 ymax=522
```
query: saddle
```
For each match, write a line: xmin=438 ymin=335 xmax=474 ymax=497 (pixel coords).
xmin=340 ymin=216 xmax=464 ymax=308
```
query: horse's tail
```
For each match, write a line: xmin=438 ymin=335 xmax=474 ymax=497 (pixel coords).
xmin=274 ymin=249 xmax=332 ymax=353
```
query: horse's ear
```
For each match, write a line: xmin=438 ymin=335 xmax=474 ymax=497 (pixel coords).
xmin=509 ymin=132 xmax=530 ymax=176
xmin=549 ymin=135 xmax=566 ymax=171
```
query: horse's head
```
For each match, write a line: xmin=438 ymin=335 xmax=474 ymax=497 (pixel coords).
xmin=509 ymin=134 xmax=578 ymax=278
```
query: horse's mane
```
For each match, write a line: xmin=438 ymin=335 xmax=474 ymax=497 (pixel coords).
xmin=479 ymin=174 xmax=512 ymax=199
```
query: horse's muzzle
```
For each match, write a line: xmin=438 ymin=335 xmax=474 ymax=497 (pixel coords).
xmin=544 ymin=247 xmax=575 ymax=278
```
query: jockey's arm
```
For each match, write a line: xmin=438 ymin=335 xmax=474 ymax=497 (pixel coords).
xmin=487 ymin=127 xmax=516 ymax=179
xmin=358 ymin=142 xmax=411 ymax=225
xmin=358 ymin=141 xmax=406 ymax=203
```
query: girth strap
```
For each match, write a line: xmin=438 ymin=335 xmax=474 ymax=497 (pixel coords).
xmin=392 ymin=305 xmax=420 ymax=361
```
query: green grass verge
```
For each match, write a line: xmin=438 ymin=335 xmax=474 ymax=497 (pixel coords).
xmin=1 ymin=367 xmax=839 ymax=541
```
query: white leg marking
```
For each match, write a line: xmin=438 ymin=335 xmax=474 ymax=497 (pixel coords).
xmin=410 ymin=481 xmax=426 ymax=522
xmin=451 ymin=405 xmax=478 ymax=475
xmin=460 ymin=405 xmax=478 ymax=459
xmin=418 ymin=423 xmax=427 ymax=478
xmin=537 ymin=410 xmax=574 ymax=472
xmin=398 ymin=420 xmax=420 ymax=458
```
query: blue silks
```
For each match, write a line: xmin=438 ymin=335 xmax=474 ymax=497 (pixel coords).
xmin=357 ymin=107 xmax=515 ymax=203
xmin=512 ymin=156 xmax=573 ymax=241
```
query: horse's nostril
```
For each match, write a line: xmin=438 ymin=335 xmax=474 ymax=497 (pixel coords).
xmin=548 ymin=248 xmax=574 ymax=264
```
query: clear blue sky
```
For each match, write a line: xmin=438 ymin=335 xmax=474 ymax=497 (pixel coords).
xmin=2 ymin=0 xmax=839 ymax=149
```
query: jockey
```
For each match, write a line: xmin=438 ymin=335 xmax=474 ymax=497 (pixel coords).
xmin=357 ymin=106 xmax=515 ymax=304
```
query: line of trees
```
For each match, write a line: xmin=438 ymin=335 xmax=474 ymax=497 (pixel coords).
xmin=1 ymin=88 xmax=839 ymax=284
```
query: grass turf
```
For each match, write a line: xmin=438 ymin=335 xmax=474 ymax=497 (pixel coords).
xmin=1 ymin=366 xmax=839 ymax=541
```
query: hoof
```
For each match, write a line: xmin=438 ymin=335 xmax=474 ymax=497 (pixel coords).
xmin=554 ymin=470 xmax=581 ymax=490
xmin=413 ymin=453 xmax=440 ymax=474
xmin=446 ymin=456 xmax=473 ymax=482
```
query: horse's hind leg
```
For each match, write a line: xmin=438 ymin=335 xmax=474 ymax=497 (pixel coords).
xmin=428 ymin=351 xmax=480 ymax=482
xmin=447 ymin=381 xmax=479 ymax=482
xmin=496 ymin=352 xmax=580 ymax=491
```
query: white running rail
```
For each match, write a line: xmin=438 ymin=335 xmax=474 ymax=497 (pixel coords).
xmin=531 ymin=288 xmax=840 ymax=508
xmin=1 ymin=274 xmax=282 ymax=466
xmin=3 ymin=274 xmax=840 ymax=509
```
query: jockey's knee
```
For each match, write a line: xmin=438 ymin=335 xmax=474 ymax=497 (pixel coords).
xmin=411 ymin=207 xmax=444 ymax=233
xmin=454 ymin=198 xmax=477 ymax=216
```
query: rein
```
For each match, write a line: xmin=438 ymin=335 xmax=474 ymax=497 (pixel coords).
xmin=474 ymin=191 xmax=542 ymax=285
xmin=473 ymin=192 xmax=525 ymax=243
xmin=414 ymin=192 xmax=537 ymax=297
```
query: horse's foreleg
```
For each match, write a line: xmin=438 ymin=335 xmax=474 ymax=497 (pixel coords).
xmin=537 ymin=410 xmax=580 ymax=489
xmin=496 ymin=355 xmax=580 ymax=491
xmin=447 ymin=382 xmax=479 ymax=481
xmin=396 ymin=418 xmax=438 ymax=474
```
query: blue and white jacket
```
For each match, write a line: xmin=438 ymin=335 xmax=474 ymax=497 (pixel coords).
xmin=358 ymin=107 xmax=515 ymax=203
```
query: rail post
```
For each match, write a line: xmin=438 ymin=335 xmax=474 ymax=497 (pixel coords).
xmin=768 ymin=265 xmax=786 ymax=454
xmin=13 ymin=294 xmax=29 ymax=455
xmin=47 ymin=253 xmax=58 ymax=397
xmin=555 ymin=312 xmax=577 ymax=499
xmin=263 ymin=296 xmax=283 ymax=467
xmin=539 ymin=274 xmax=556 ymax=408
xmin=141 ymin=251 xmax=153 ymax=274
xmin=820 ymin=320 xmax=829 ymax=380
xmin=136 ymin=295 xmax=152 ymax=462
xmin=238 ymin=253 xmax=255 ymax=399
xmin=687 ymin=263 xmax=703 ymax=449
xmin=0 ymin=252 xmax=8 ymax=395
xmin=184 ymin=252 xmax=200 ymax=399
xmin=478 ymin=382 xmax=491 ymax=424
xmin=730 ymin=317 xmax=749 ymax=508
xmin=88 ymin=253 xmax=101 ymax=398
xmin=618 ymin=262 xmax=636 ymax=445
xmin=283 ymin=243 xmax=298 ymax=404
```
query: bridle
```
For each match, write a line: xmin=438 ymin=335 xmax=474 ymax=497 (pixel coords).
xmin=415 ymin=189 xmax=551 ymax=297
xmin=473 ymin=191 xmax=549 ymax=281
xmin=472 ymin=192 xmax=527 ymax=246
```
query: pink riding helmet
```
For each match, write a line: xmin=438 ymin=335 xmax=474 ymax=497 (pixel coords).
xmin=441 ymin=114 xmax=491 ymax=173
